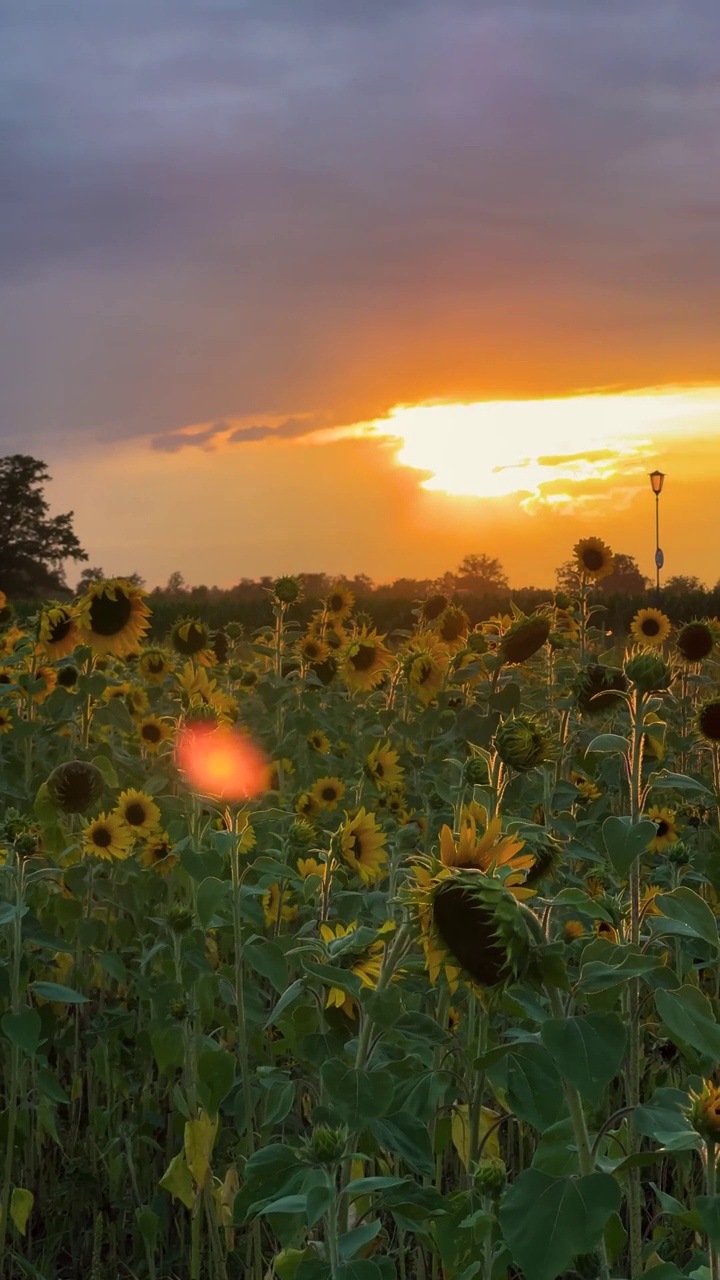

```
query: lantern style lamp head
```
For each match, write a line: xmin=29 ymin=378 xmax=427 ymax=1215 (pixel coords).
xmin=649 ymin=470 xmax=665 ymax=495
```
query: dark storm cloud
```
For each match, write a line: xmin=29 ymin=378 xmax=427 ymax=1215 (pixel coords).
xmin=1 ymin=0 xmax=719 ymax=453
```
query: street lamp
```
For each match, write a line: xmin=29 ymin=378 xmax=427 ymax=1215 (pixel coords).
xmin=649 ymin=470 xmax=665 ymax=603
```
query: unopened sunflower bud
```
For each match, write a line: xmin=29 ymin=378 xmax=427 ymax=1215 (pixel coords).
xmin=273 ymin=576 xmax=302 ymax=604
xmin=573 ymin=663 xmax=628 ymax=715
xmin=309 ymin=1125 xmax=348 ymax=1164
xmin=288 ymin=819 xmax=316 ymax=851
xmin=167 ymin=904 xmax=194 ymax=934
xmin=494 ymin=716 xmax=552 ymax=773
xmin=686 ymin=1080 xmax=720 ymax=1142
xmin=474 ymin=1155 xmax=507 ymax=1198
xmin=498 ymin=614 xmax=551 ymax=665
xmin=464 ymin=757 xmax=488 ymax=785
xmin=170 ymin=999 xmax=190 ymax=1021
xmin=624 ymin=651 xmax=673 ymax=694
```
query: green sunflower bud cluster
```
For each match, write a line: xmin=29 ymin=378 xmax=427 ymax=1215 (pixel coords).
xmin=273 ymin=576 xmax=302 ymax=604
xmin=167 ymin=904 xmax=194 ymax=934
xmin=225 ymin=622 xmax=244 ymax=640
xmin=686 ymin=1080 xmax=720 ymax=1142
xmin=464 ymin=756 xmax=488 ymax=785
xmin=464 ymin=630 xmax=489 ymax=655
xmin=624 ymin=651 xmax=673 ymax=693
xmin=288 ymin=819 xmax=316 ymax=851
xmin=46 ymin=760 xmax=104 ymax=815
xmin=474 ymin=1155 xmax=507 ymax=1198
xmin=498 ymin=614 xmax=551 ymax=665
xmin=494 ymin=716 xmax=553 ymax=773
xmin=308 ymin=1124 xmax=348 ymax=1165
xmin=432 ymin=871 xmax=534 ymax=989
xmin=573 ymin=663 xmax=628 ymax=715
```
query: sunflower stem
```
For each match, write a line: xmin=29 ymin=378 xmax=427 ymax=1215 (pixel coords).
xmin=626 ymin=688 xmax=647 ymax=1280
xmin=706 ymin=1140 xmax=719 ymax=1280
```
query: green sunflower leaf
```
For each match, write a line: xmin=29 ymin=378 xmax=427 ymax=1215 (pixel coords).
xmin=499 ymin=1170 xmax=621 ymax=1280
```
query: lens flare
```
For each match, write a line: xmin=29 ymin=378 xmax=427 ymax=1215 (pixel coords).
xmin=176 ymin=722 xmax=268 ymax=800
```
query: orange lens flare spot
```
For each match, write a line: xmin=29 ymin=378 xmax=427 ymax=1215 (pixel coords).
xmin=176 ymin=722 xmax=268 ymax=800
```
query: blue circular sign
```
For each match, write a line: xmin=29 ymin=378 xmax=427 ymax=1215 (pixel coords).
xmin=655 ymin=548 xmax=664 ymax=568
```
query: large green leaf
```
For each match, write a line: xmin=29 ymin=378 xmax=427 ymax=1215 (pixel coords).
xmin=577 ymin=941 xmax=662 ymax=993
xmin=602 ymin=815 xmax=657 ymax=876
xmin=655 ymin=987 xmax=720 ymax=1061
xmin=245 ymin=939 xmax=289 ymax=993
xmin=197 ymin=1047 xmax=236 ymax=1119
xmin=2 ymin=1009 xmax=42 ymax=1056
xmin=499 ymin=1170 xmax=621 ymax=1280
xmin=320 ymin=1062 xmax=394 ymax=1123
xmin=31 ymin=981 xmax=88 ymax=1004
xmin=487 ymin=1043 xmax=566 ymax=1131
xmin=541 ymin=1013 xmax=626 ymax=1102
xmin=635 ymin=1089 xmax=701 ymax=1152
xmin=370 ymin=1113 xmax=435 ymax=1176
xmin=655 ymin=888 xmax=719 ymax=951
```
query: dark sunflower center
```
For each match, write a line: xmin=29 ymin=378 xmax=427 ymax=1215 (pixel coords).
xmin=305 ymin=642 xmax=320 ymax=659
xmin=321 ymin=786 xmax=337 ymax=801
xmin=89 ymin=589 xmax=132 ymax=636
xmin=441 ymin=615 xmax=465 ymax=641
xmin=432 ymin=884 xmax=508 ymax=987
xmin=657 ymin=820 xmax=669 ymax=837
xmin=700 ymin=703 xmax=720 ymax=742
xmin=0 ymin=674 xmax=11 ymax=684
xmin=679 ymin=625 xmax=713 ymax=661
xmin=416 ymin=660 xmax=433 ymax=685
xmin=422 ymin=595 xmax=447 ymax=621
xmin=329 ymin=594 xmax=344 ymax=613
xmin=125 ymin=802 xmax=147 ymax=826
xmin=49 ymin=614 xmax=73 ymax=642
xmin=375 ymin=761 xmax=384 ymax=776
xmin=351 ymin=644 xmax=377 ymax=672
xmin=582 ymin=547 xmax=604 ymax=570
xmin=142 ymin=723 xmax=162 ymax=744
xmin=175 ymin=623 xmax=207 ymax=655
xmin=93 ymin=826 xmax=112 ymax=848
xmin=148 ymin=656 xmax=164 ymax=673
xmin=642 ymin=618 xmax=661 ymax=636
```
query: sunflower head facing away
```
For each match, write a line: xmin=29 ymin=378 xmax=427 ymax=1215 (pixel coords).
xmin=573 ymin=663 xmax=628 ymax=716
xmin=433 ymin=605 xmax=469 ymax=650
xmin=676 ymin=620 xmax=716 ymax=664
xmin=429 ymin=870 xmax=533 ymax=990
xmin=573 ymin=537 xmax=615 ymax=582
xmin=493 ymin=715 xmax=554 ymax=773
xmin=76 ymin=579 xmax=151 ymax=657
xmin=498 ymin=613 xmax=551 ymax=666
xmin=46 ymin=760 xmax=104 ymax=815
xmin=630 ymin=608 xmax=671 ymax=647
xmin=698 ymin=700 xmax=720 ymax=744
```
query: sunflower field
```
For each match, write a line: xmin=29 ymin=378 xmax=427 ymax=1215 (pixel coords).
xmin=2 ymin=543 xmax=720 ymax=1280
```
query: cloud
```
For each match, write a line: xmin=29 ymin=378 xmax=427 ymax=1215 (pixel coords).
xmin=152 ymin=422 xmax=229 ymax=452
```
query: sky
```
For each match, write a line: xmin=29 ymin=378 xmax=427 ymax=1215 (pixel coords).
xmin=2 ymin=0 xmax=720 ymax=590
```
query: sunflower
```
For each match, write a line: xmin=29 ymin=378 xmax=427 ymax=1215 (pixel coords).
xmin=140 ymin=832 xmax=179 ymax=875
xmin=630 ymin=608 xmax=671 ymax=647
xmin=320 ymin=920 xmax=394 ymax=1017
xmin=82 ymin=813 xmax=133 ymax=862
xmin=37 ymin=605 xmax=80 ymax=659
xmin=0 ymin=708 xmax=14 ymax=734
xmin=300 ymin=634 xmax=330 ymax=665
xmin=325 ymin=584 xmax=354 ymax=622
xmin=265 ymin=758 xmax=295 ymax=792
xmin=310 ymin=776 xmax=346 ymax=811
xmin=403 ymin=633 xmax=449 ymax=706
xmin=176 ymin=662 xmax=217 ymax=701
xmin=114 ymin=789 xmax=162 ymax=839
xmin=593 ymin=921 xmax=620 ymax=943
xmin=138 ymin=715 xmax=174 ymax=753
xmin=30 ymin=665 xmax=58 ymax=704
xmin=76 ymin=579 xmax=150 ymax=657
xmin=297 ymin=856 xmax=325 ymax=880
xmin=340 ymin=808 xmax=387 ymax=885
xmin=307 ymin=729 xmax=331 ymax=754
xmin=262 ymin=882 xmax=298 ymax=929
xmin=0 ymin=666 xmax=16 ymax=691
xmin=46 ymin=760 xmax=104 ymax=814
xmin=439 ymin=816 xmax=535 ymax=899
xmin=573 ymin=537 xmax=615 ymax=581
xmin=562 ymin=920 xmax=586 ymax=941
xmin=138 ymin=648 xmax=172 ymax=684
xmin=295 ymin=791 xmax=320 ymax=819
xmin=420 ymin=594 xmax=449 ymax=623
xmin=698 ymin=701 xmax=720 ymax=743
xmin=236 ymin=815 xmax=257 ymax=855
xmin=569 ymin=771 xmax=601 ymax=803
xmin=0 ymin=627 xmax=25 ymax=656
xmin=498 ymin=614 xmax=552 ymax=666
xmin=126 ymin=685 xmax=150 ymax=718
xmin=340 ymin=628 xmax=392 ymax=693
xmin=366 ymin=740 xmax=404 ymax=790
xmin=676 ymin=621 xmax=716 ymax=663
xmin=103 ymin=681 xmax=131 ymax=702
xmin=170 ymin=619 xmax=214 ymax=665
xmin=645 ymin=805 xmax=680 ymax=853
xmin=433 ymin=606 xmax=469 ymax=651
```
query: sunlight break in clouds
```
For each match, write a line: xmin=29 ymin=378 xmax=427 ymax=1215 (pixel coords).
xmin=358 ymin=388 xmax=720 ymax=509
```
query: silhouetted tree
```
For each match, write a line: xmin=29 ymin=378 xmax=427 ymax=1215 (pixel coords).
xmin=165 ymin=571 xmax=188 ymax=598
xmin=453 ymin=554 xmax=509 ymax=594
xmin=664 ymin=574 xmax=706 ymax=593
xmin=0 ymin=455 xmax=87 ymax=597
xmin=75 ymin=566 xmax=105 ymax=593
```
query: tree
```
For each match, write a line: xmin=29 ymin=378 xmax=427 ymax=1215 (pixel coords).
xmin=556 ymin=553 xmax=649 ymax=595
xmin=75 ymin=566 xmax=105 ymax=594
xmin=664 ymin=574 xmax=706 ymax=593
xmin=453 ymin=554 xmax=509 ymax=594
xmin=0 ymin=455 xmax=87 ymax=597
xmin=165 ymin=571 xmax=188 ymax=598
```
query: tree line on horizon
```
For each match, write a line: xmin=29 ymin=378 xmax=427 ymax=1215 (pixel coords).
xmin=0 ymin=453 xmax=716 ymax=608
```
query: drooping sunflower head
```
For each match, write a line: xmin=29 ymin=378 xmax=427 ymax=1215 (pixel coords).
xmin=498 ymin=613 xmax=552 ymax=666
xmin=170 ymin=618 xmax=213 ymax=662
xmin=340 ymin=628 xmax=392 ymax=693
xmin=624 ymin=650 xmax=673 ymax=694
xmin=493 ymin=715 xmax=554 ymax=773
xmin=431 ymin=871 xmax=534 ymax=990
xmin=273 ymin=575 xmax=302 ymax=605
xmin=114 ymin=789 xmax=162 ymax=838
xmin=698 ymin=700 xmax=720 ymax=744
xmin=676 ymin=620 xmax=716 ymax=664
xmin=402 ymin=632 xmax=449 ymax=706
xmin=57 ymin=663 xmax=79 ymax=689
xmin=630 ymin=608 xmax=671 ymax=647
xmin=686 ymin=1080 xmax=720 ymax=1142
xmin=46 ymin=760 xmax=105 ymax=814
xmin=420 ymin=593 xmax=449 ymax=623
xmin=573 ymin=537 xmax=615 ymax=581
xmin=37 ymin=604 xmax=80 ymax=659
xmin=138 ymin=647 xmax=172 ymax=684
xmin=76 ymin=579 xmax=151 ymax=657
xmin=325 ymin=583 xmax=355 ymax=622
xmin=573 ymin=662 xmax=628 ymax=716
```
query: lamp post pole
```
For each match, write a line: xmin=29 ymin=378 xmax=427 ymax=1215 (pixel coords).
xmin=649 ymin=470 xmax=665 ymax=605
